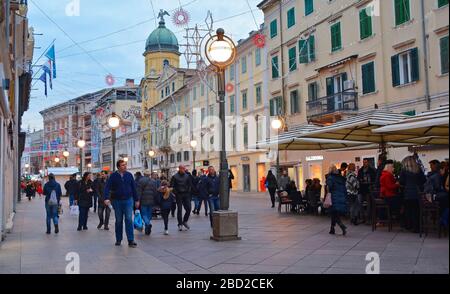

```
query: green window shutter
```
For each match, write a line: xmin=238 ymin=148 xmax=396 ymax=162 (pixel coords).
xmin=272 ymin=56 xmax=279 ymax=79
xmin=255 ymin=48 xmax=261 ymax=66
xmin=309 ymin=35 xmax=316 ymax=61
xmin=277 ymin=97 xmax=284 ymax=115
xmin=438 ymin=0 xmax=449 ymax=8
xmin=242 ymin=92 xmax=248 ymax=110
xmin=289 ymin=47 xmax=297 ymax=71
xmin=287 ymin=8 xmax=295 ymax=28
xmin=290 ymin=91 xmax=299 ymax=114
xmin=395 ymin=0 xmax=410 ymax=26
xmin=440 ymin=36 xmax=449 ymax=74
xmin=410 ymin=47 xmax=420 ymax=82
xmin=305 ymin=0 xmax=314 ymax=15
xmin=270 ymin=99 xmax=275 ymax=116
xmin=331 ymin=23 xmax=342 ymax=52
xmin=360 ymin=8 xmax=373 ymax=40
xmin=256 ymin=86 xmax=262 ymax=104
xmin=391 ymin=54 xmax=400 ymax=87
xmin=299 ymin=39 xmax=308 ymax=64
xmin=230 ymin=95 xmax=235 ymax=113
xmin=362 ymin=62 xmax=375 ymax=94
xmin=270 ymin=20 xmax=278 ymax=38
xmin=326 ymin=77 xmax=334 ymax=96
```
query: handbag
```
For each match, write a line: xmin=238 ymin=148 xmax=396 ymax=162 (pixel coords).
xmin=70 ymin=205 xmax=79 ymax=216
xmin=324 ymin=193 xmax=333 ymax=208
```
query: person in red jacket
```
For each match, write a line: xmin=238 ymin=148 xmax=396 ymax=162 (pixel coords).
xmin=379 ymin=161 xmax=401 ymax=221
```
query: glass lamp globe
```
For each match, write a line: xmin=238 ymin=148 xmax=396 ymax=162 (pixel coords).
xmin=54 ymin=157 xmax=60 ymax=163
xmin=208 ymin=40 xmax=233 ymax=63
xmin=108 ymin=114 xmax=120 ymax=129
xmin=148 ymin=150 xmax=155 ymax=157
xmin=63 ymin=150 xmax=70 ymax=157
xmin=77 ymin=139 xmax=86 ymax=149
xmin=271 ymin=119 xmax=283 ymax=130
xmin=123 ymin=157 xmax=129 ymax=163
xmin=190 ymin=140 xmax=198 ymax=149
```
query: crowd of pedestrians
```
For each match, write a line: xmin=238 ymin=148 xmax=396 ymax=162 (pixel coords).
xmin=35 ymin=160 xmax=232 ymax=248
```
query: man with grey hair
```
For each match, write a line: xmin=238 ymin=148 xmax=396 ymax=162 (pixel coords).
xmin=137 ymin=170 xmax=158 ymax=236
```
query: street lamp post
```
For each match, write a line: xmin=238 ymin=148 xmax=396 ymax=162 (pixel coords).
xmin=77 ymin=139 xmax=86 ymax=174
xmin=205 ymin=28 xmax=240 ymax=241
xmin=271 ymin=118 xmax=283 ymax=180
xmin=108 ymin=112 xmax=121 ymax=172
xmin=190 ymin=140 xmax=197 ymax=172
xmin=148 ymin=150 xmax=155 ymax=174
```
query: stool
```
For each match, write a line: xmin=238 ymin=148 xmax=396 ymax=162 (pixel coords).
xmin=371 ymin=192 xmax=392 ymax=232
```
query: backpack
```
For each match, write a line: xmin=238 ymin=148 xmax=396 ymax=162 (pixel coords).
xmin=48 ymin=189 xmax=58 ymax=206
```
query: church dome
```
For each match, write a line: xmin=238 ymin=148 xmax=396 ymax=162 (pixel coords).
xmin=145 ymin=20 xmax=179 ymax=55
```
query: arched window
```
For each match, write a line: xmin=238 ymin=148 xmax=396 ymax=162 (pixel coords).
xmin=163 ymin=59 xmax=169 ymax=67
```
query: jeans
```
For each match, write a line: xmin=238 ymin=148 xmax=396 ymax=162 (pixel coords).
xmin=268 ymin=188 xmax=276 ymax=207
xmin=348 ymin=194 xmax=360 ymax=221
xmin=141 ymin=205 xmax=153 ymax=227
xmin=45 ymin=203 xmax=59 ymax=232
xmin=69 ymin=194 xmax=75 ymax=207
xmin=193 ymin=195 xmax=200 ymax=211
xmin=176 ymin=193 xmax=192 ymax=226
xmin=98 ymin=205 xmax=111 ymax=228
xmin=93 ymin=194 xmax=98 ymax=212
xmin=208 ymin=196 xmax=220 ymax=227
xmin=78 ymin=207 xmax=89 ymax=229
xmin=112 ymin=198 xmax=134 ymax=242
xmin=161 ymin=209 xmax=170 ymax=230
xmin=330 ymin=210 xmax=345 ymax=229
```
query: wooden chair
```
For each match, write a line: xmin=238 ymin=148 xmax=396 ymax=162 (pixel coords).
xmin=370 ymin=191 xmax=392 ymax=232
xmin=277 ymin=191 xmax=293 ymax=213
xmin=419 ymin=195 xmax=441 ymax=238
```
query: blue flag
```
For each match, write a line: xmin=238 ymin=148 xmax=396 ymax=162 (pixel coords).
xmin=39 ymin=72 xmax=47 ymax=97
xmin=45 ymin=45 xmax=56 ymax=78
xmin=42 ymin=62 xmax=52 ymax=89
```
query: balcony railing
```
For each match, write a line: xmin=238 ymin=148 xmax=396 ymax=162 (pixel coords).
xmin=306 ymin=91 xmax=358 ymax=121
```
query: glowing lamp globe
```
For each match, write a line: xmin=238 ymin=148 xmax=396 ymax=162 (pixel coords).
xmin=77 ymin=139 xmax=86 ymax=149
xmin=54 ymin=157 xmax=60 ymax=163
xmin=271 ymin=119 xmax=283 ymax=130
xmin=148 ymin=150 xmax=155 ymax=158
xmin=190 ymin=140 xmax=198 ymax=149
xmin=108 ymin=113 xmax=120 ymax=129
xmin=205 ymin=29 xmax=236 ymax=68
xmin=63 ymin=150 xmax=70 ymax=157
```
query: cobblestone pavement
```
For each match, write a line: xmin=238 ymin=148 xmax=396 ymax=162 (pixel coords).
xmin=0 ymin=192 xmax=448 ymax=274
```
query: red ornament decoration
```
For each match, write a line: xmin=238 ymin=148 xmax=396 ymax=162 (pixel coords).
xmin=253 ymin=33 xmax=266 ymax=48
xmin=157 ymin=111 xmax=164 ymax=121
xmin=59 ymin=129 xmax=65 ymax=136
xmin=105 ymin=74 xmax=115 ymax=86
xmin=226 ymin=83 xmax=234 ymax=94
xmin=172 ymin=8 xmax=190 ymax=27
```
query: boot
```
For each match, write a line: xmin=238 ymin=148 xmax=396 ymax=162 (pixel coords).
xmin=329 ymin=227 xmax=336 ymax=235
xmin=54 ymin=224 xmax=59 ymax=234
xmin=340 ymin=224 xmax=347 ymax=236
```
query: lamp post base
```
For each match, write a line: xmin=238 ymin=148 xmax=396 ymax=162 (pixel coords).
xmin=210 ymin=210 xmax=241 ymax=242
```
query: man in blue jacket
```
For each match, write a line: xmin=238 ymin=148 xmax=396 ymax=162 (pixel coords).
xmin=43 ymin=173 xmax=62 ymax=234
xmin=206 ymin=166 xmax=220 ymax=227
xmin=104 ymin=160 xmax=140 ymax=248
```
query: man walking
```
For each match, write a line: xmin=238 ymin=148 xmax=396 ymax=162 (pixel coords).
xmin=43 ymin=174 xmax=62 ymax=234
xmin=64 ymin=174 xmax=78 ymax=207
xmin=278 ymin=170 xmax=290 ymax=192
xmin=137 ymin=170 xmax=158 ymax=236
xmin=170 ymin=165 xmax=192 ymax=231
xmin=104 ymin=160 xmax=139 ymax=248
xmin=94 ymin=171 xmax=110 ymax=230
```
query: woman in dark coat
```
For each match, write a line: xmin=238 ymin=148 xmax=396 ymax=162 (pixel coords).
xmin=399 ymin=156 xmax=426 ymax=233
xmin=265 ymin=171 xmax=278 ymax=208
xmin=25 ymin=181 xmax=35 ymax=201
xmin=326 ymin=166 xmax=348 ymax=235
xmin=75 ymin=172 xmax=94 ymax=231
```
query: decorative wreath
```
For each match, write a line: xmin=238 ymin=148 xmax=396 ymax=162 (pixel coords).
xmin=226 ymin=83 xmax=235 ymax=93
xmin=172 ymin=8 xmax=190 ymax=27
xmin=253 ymin=33 xmax=266 ymax=48
xmin=105 ymin=74 xmax=115 ymax=86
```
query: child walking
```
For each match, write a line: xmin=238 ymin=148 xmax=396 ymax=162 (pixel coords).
xmin=157 ymin=181 xmax=175 ymax=235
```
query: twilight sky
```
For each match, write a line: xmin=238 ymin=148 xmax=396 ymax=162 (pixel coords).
xmin=23 ymin=0 xmax=264 ymax=131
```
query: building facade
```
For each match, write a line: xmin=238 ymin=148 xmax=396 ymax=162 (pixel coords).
xmin=256 ymin=0 xmax=449 ymax=190
xmin=21 ymin=129 xmax=43 ymax=176
xmin=0 ymin=0 xmax=34 ymax=240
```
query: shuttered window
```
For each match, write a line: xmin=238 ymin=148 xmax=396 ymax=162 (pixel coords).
xmin=360 ymin=7 xmax=373 ymax=40
xmin=440 ymin=36 xmax=449 ymax=74
xmin=362 ymin=62 xmax=376 ymax=94
xmin=305 ymin=0 xmax=314 ymax=16
xmin=288 ymin=46 xmax=297 ymax=71
xmin=299 ymin=35 xmax=315 ymax=64
xmin=272 ymin=56 xmax=279 ymax=79
xmin=394 ymin=0 xmax=410 ymax=26
xmin=287 ymin=8 xmax=295 ymax=28
xmin=270 ymin=19 xmax=278 ymax=38
xmin=391 ymin=48 xmax=419 ymax=87
xmin=331 ymin=22 xmax=342 ymax=52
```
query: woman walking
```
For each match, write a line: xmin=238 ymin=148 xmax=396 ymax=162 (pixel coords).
xmin=75 ymin=172 xmax=94 ymax=231
xmin=326 ymin=165 xmax=348 ymax=235
xmin=265 ymin=170 xmax=278 ymax=208
xmin=346 ymin=163 xmax=360 ymax=226
xmin=399 ymin=156 xmax=426 ymax=233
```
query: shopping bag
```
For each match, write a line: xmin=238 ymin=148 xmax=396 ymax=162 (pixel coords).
xmin=58 ymin=204 xmax=63 ymax=215
xmin=70 ymin=205 xmax=79 ymax=216
xmin=134 ymin=210 xmax=144 ymax=231
xmin=323 ymin=193 xmax=333 ymax=209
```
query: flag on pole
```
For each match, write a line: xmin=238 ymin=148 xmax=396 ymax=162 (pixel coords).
xmin=45 ymin=44 xmax=56 ymax=79
xmin=39 ymin=71 xmax=47 ymax=97
xmin=42 ymin=61 xmax=52 ymax=89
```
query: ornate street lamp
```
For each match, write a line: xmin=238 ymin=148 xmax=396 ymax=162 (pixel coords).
xmin=190 ymin=140 xmax=197 ymax=172
xmin=148 ymin=150 xmax=156 ymax=174
xmin=63 ymin=150 xmax=70 ymax=167
xmin=108 ymin=112 xmax=121 ymax=172
xmin=271 ymin=117 xmax=284 ymax=180
xmin=77 ymin=138 xmax=86 ymax=174
xmin=205 ymin=28 xmax=240 ymax=241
